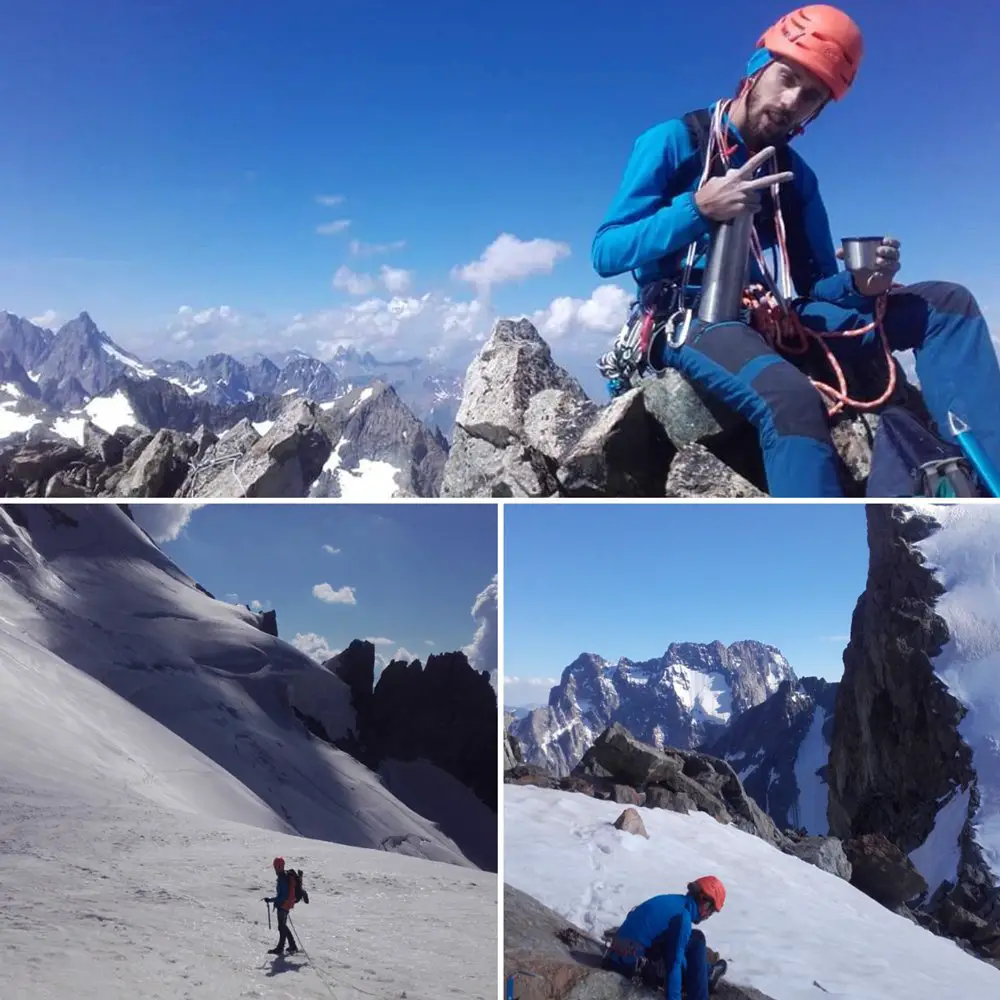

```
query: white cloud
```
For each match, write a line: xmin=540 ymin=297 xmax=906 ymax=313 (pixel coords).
xmin=130 ymin=503 xmax=206 ymax=543
xmin=312 ymin=582 xmax=357 ymax=605
xmin=392 ymin=647 xmax=417 ymax=663
xmin=322 ymin=544 xmax=341 ymax=555
xmin=463 ymin=575 xmax=498 ymax=682
xmin=350 ymin=239 xmax=406 ymax=258
xmin=29 ymin=309 xmax=60 ymax=329
xmin=380 ymin=265 xmax=412 ymax=294
xmin=821 ymin=635 xmax=850 ymax=642
xmin=333 ymin=266 xmax=375 ymax=296
xmin=250 ymin=599 xmax=269 ymax=612
xmin=317 ymin=219 xmax=352 ymax=236
xmin=364 ymin=636 xmax=395 ymax=646
xmin=453 ymin=233 xmax=571 ymax=295
xmin=529 ymin=284 xmax=631 ymax=343
xmin=334 ymin=265 xmax=413 ymax=297
xmin=226 ymin=592 xmax=239 ymax=600
xmin=503 ymin=676 xmax=559 ymax=687
xmin=111 ymin=275 xmax=630 ymax=389
xmin=424 ymin=639 xmax=434 ymax=647
xmin=293 ymin=632 xmax=339 ymax=663
xmin=316 ymin=194 xmax=345 ymax=207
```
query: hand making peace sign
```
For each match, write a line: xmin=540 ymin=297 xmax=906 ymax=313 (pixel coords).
xmin=693 ymin=146 xmax=795 ymax=223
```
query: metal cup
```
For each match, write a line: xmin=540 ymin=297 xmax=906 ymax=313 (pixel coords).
xmin=841 ymin=236 xmax=882 ymax=271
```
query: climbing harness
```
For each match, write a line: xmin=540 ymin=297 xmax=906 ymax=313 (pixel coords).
xmin=599 ymin=77 xmax=896 ymax=418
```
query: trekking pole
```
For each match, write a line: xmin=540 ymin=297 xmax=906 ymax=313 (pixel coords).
xmin=263 ymin=899 xmax=271 ymax=930
xmin=287 ymin=914 xmax=346 ymax=1000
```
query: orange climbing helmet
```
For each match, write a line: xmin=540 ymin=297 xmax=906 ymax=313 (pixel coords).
xmin=689 ymin=875 xmax=726 ymax=913
xmin=757 ymin=5 xmax=863 ymax=101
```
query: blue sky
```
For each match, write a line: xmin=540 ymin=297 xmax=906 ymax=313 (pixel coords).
xmin=129 ymin=502 xmax=498 ymax=672
xmin=2 ymin=1 xmax=996 ymax=394
xmin=503 ymin=502 xmax=869 ymax=706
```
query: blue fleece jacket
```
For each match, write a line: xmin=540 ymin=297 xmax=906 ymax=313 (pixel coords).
xmin=614 ymin=893 xmax=701 ymax=1000
xmin=591 ymin=101 xmax=869 ymax=312
xmin=273 ymin=872 xmax=291 ymax=908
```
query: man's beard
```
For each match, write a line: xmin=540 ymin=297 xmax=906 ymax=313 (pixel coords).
xmin=746 ymin=90 xmax=791 ymax=147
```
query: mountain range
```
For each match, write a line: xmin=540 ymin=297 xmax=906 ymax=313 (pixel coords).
xmin=0 ymin=309 xmax=463 ymax=439
xmin=509 ymin=640 xmax=796 ymax=777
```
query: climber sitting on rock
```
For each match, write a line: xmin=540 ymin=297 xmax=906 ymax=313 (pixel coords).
xmin=603 ymin=877 xmax=728 ymax=999
xmin=591 ymin=4 xmax=1000 ymax=498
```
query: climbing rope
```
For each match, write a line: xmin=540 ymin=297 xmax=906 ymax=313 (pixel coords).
xmin=696 ymin=94 xmax=897 ymax=417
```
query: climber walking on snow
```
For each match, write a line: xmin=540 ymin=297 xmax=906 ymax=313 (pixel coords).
xmin=604 ymin=877 xmax=728 ymax=1000
xmin=591 ymin=4 xmax=1000 ymax=498
xmin=263 ymin=857 xmax=308 ymax=956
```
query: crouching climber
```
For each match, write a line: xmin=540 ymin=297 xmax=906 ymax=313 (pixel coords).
xmin=592 ymin=4 xmax=1000 ymax=497
xmin=603 ymin=877 xmax=728 ymax=1000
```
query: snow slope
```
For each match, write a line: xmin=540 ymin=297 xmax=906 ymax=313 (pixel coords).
xmin=504 ymin=785 xmax=1000 ymax=999
xmin=912 ymin=504 xmax=1000 ymax=882
xmin=379 ymin=758 xmax=498 ymax=873
xmin=0 ymin=785 xmax=495 ymax=1000
xmin=0 ymin=504 xmax=474 ymax=865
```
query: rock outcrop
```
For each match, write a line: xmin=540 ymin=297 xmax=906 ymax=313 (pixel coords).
xmin=0 ymin=383 xmax=446 ymax=498
xmin=508 ymin=723 xmax=789 ymax=852
xmin=323 ymin=642 xmax=497 ymax=813
xmin=443 ymin=318 xmax=926 ymax=498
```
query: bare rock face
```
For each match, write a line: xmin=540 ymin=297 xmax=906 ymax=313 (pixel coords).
xmin=826 ymin=503 xmax=1000 ymax=967
xmin=827 ymin=506 xmax=972 ymax=847
xmin=842 ymin=833 xmax=928 ymax=906
xmin=785 ymin=837 xmax=852 ymax=882
xmin=185 ymin=399 xmax=332 ymax=497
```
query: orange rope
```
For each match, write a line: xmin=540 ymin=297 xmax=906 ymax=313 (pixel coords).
xmin=741 ymin=285 xmax=893 ymax=416
xmin=705 ymin=96 xmax=897 ymax=418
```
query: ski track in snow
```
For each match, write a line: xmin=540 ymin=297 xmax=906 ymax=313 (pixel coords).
xmin=504 ymin=785 xmax=1000 ymax=1000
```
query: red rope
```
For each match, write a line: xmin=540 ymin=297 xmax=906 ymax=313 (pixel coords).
xmin=708 ymin=93 xmax=896 ymax=417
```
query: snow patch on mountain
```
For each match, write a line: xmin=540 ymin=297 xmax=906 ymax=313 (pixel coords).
xmin=84 ymin=389 xmax=138 ymax=434
xmin=912 ymin=504 xmax=1000 ymax=881
xmin=792 ymin=706 xmax=829 ymax=835
xmin=909 ymin=786 xmax=973 ymax=896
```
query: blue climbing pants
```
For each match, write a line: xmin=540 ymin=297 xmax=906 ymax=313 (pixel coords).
xmin=681 ymin=929 xmax=710 ymax=1000
xmin=657 ymin=281 xmax=1000 ymax=497
xmin=605 ymin=928 xmax=710 ymax=1000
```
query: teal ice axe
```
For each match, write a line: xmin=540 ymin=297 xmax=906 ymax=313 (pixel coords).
xmin=506 ymin=970 xmax=539 ymax=999
xmin=948 ymin=411 xmax=1000 ymax=497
